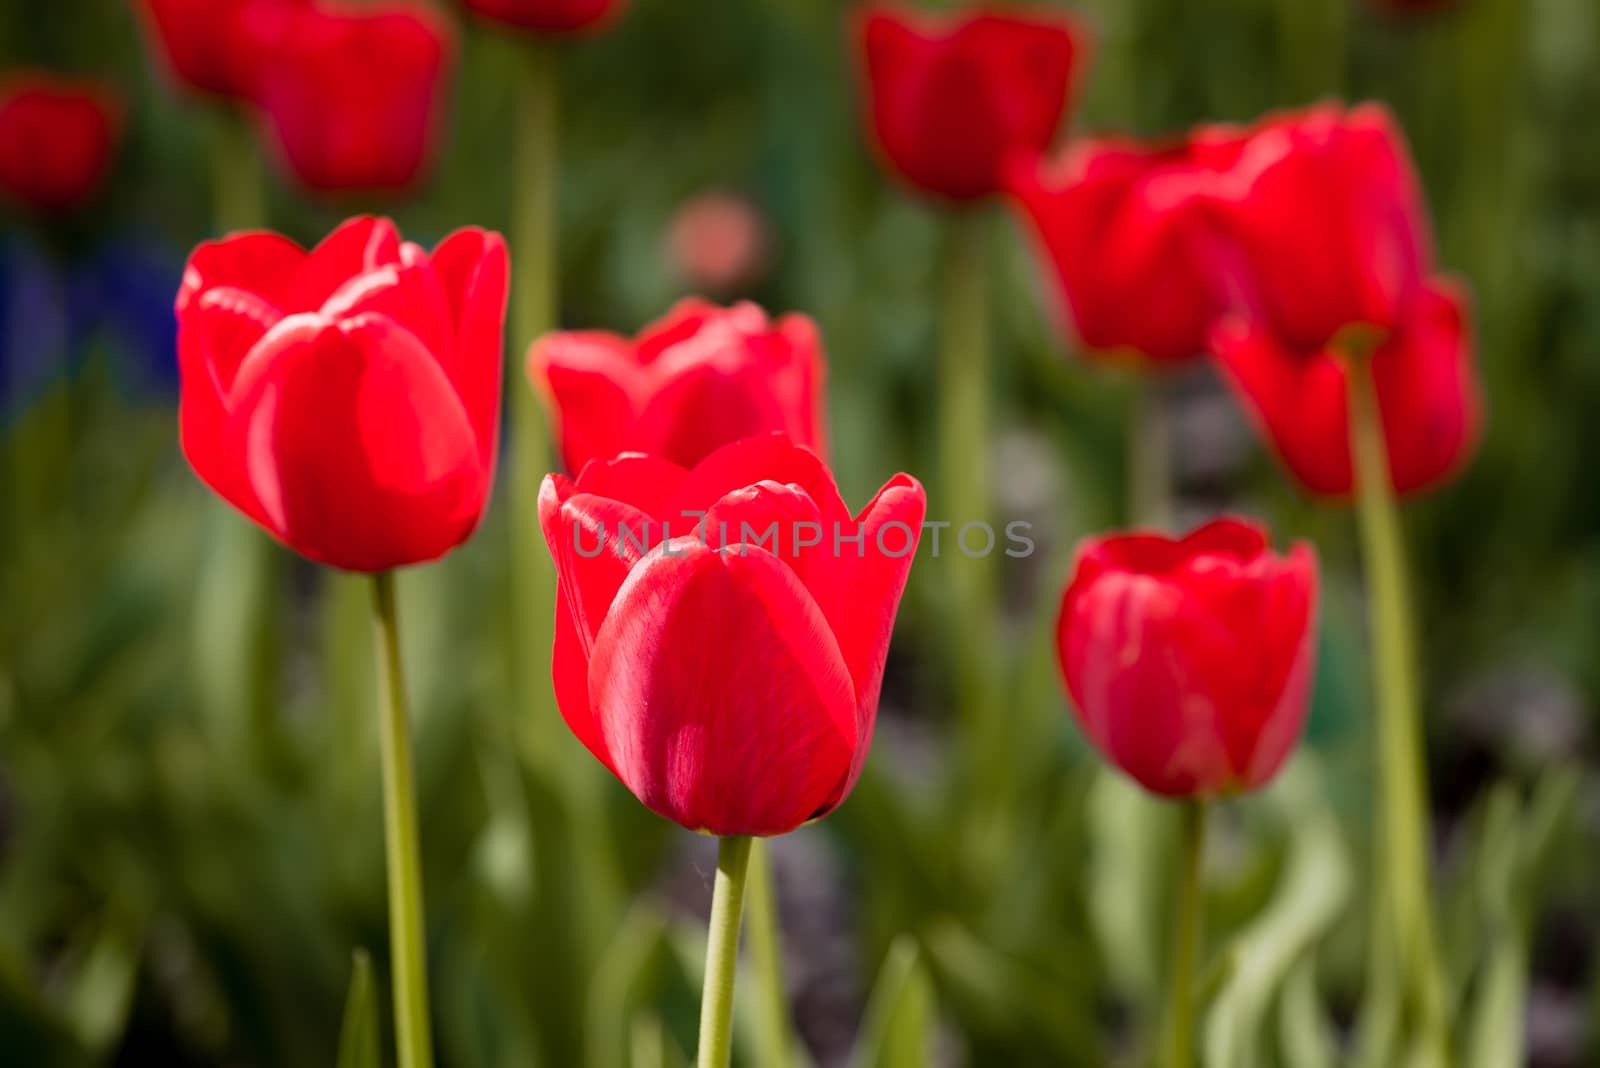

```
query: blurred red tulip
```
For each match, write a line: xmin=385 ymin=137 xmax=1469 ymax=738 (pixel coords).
xmin=256 ymin=4 xmax=454 ymax=193
xmin=530 ymin=299 xmax=826 ymax=474
xmin=460 ymin=0 xmax=626 ymax=34
xmin=854 ymin=5 xmax=1089 ymax=202
xmin=538 ymin=434 xmax=925 ymax=836
xmin=666 ymin=193 xmax=770 ymax=294
xmin=135 ymin=0 xmax=308 ymax=101
xmin=1007 ymin=132 xmax=1245 ymax=365
xmin=0 ymin=74 xmax=120 ymax=215
xmin=1206 ymin=102 xmax=1432 ymax=353
xmin=1057 ymin=518 xmax=1318 ymax=798
xmin=176 ymin=216 xmax=507 ymax=571
xmin=1212 ymin=279 xmax=1479 ymax=498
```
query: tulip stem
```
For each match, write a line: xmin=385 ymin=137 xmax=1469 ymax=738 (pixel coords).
xmin=1163 ymin=798 xmax=1207 ymax=1068
xmin=746 ymin=839 xmax=791 ymax=1068
xmin=938 ymin=210 xmax=995 ymax=740
xmin=210 ymin=108 xmax=264 ymax=232
xmin=370 ymin=572 xmax=434 ymax=1068
xmin=698 ymin=836 xmax=753 ymax=1068
xmin=509 ymin=41 xmax=559 ymax=753
xmin=1347 ymin=354 xmax=1450 ymax=1062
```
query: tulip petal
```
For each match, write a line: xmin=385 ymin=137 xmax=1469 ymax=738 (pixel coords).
xmin=227 ymin=311 xmax=484 ymax=571
xmin=587 ymin=539 xmax=857 ymax=837
xmin=814 ymin=474 xmax=926 ymax=800
xmin=285 ymin=216 xmax=402 ymax=311
xmin=532 ymin=332 xmax=645 ymax=474
xmin=571 ymin=452 xmax=689 ymax=521
xmin=318 ymin=241 xmax=454 ymax=373
xmin=667 ymin=433 xmax=850 ymax=534
xmin=431 ymin=228 xmax=508 ymax=465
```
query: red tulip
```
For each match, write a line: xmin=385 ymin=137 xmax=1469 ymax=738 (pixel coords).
xmin=538 ymin=434 xmax=925 ymax=836
xmin=134 ymin=0 xmax=308 ymax=101
xmin=176 ymin=216 xmax=507 ymax=571
xmin=0 ymin=73 xmax=120 ymax=215
xmin=1007 ymin=132 xmax=1246 ymax=364
xmin=529 ymin=299 xmax=827 ymax=474
xmin=854 ymin=5 xmax=1089 ymax=202
xmin=460 ymin=0 xmax=626 ymax=34
xmin=1057 ymin=518 xmax=1318 ymax=797
xmin=255 ymin=4 xmax=454 ymax=193
xmin=1211 ymin=278 xmax=1479 ymax=498
xmin=1206 ymin=102 xmax=1431 ymax=353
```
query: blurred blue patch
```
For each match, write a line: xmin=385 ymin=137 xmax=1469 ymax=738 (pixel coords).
xmin=68 ymin=235 xmax=182 ymax=398
xmin=0 ymin=233 xmax=182 ymax=424
xmin=0 ymin=235 xmax=70 ymax=422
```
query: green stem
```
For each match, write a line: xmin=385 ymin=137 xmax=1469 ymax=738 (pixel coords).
xmin=1347 ymin=354 xmax=1449 ymax=1063
xmin=697 ymin=836 xmax=753 ymax=1068
xmin=509 ymin=42 xmax=560 ymax=762
xmin=937 ymin=210 xmax=994 ymax=733
xmin=210 ymin=108 xmax=265 ymax=232
xmin=1163 ymin=798 xmax=1207 ymax=1068
xmin=746 ymin=839 xmax=791 ymax=1068
xmin=371 ymin=572 xmax=434 ymax=1068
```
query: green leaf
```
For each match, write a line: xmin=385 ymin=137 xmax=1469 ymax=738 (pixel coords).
xmin=1203 ymin=759 xmax=1352 ymax=1068
xmin=336 ymin=950 xmax=379 ymax=1068
xmin=850 ymin=937 xmax=936 ymax=1068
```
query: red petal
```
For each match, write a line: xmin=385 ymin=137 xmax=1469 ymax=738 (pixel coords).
xmin=667 ymin=433 xmax=850 ymax=534
xmin=430 ymin=228 xmax=508 ymax=466
xmin=587 ymin=539 xmax=857 ymax=836
xmin=531 ymin=331 xmax=645 ymax=473
xmin=319 ymin=241 xmax=454 ymax=371
xmin=284 ymin=216 xmax=402 ymax=311
xmin=226 ymin=312 xmax=485 ymax=570
xmin=570 ymin=452 xmax=690 ymax=521
xmin=812 ymin=473 xmax=926 ymax=803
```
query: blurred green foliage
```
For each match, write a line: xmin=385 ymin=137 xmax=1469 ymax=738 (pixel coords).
xmin=3 ymin=0 xmax=1599 ymax=1065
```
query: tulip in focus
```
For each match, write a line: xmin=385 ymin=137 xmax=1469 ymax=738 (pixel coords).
xmin=460 ymin=0 xmax=626 ymax=34
xmin=0 ymin=73 xmax=120 ymax=215
xmin=529 ymin=299 xmax=826 ymax=473
xmin=176 ymin=215 xmax=507 ymax=571
xmin=1212 ymin=279 xmax=1479 ymax=498
xmin=538 ymin=434 xmax=925 ymax=836
xmin=854 ymin=4 xmax=1089 ymax=201
xmin=1056 ymin=518 xmax=1318 ymax=797
xmin=255 ymin=4 xmax=455 ymax=193
xmin=1206 ymin=102 xmax=1432 ymax=353
xmin=134 ymin=0 xmax=309 ymax=101
xmin=1007 ymin=132 xmax=1244 ymax=364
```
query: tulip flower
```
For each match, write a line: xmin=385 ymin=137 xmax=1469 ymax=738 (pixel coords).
xmin=1212 ymin=279 xmax=1480 ymax=498
xmin=176 ymin=215 xmax=507 ymax=572
xmin=134 ymin=0 xmax=308 ymax=101
xmin=529 ymin=299 xmax=826 ymax=474
xmin=1058 ymin=517 xmax=1315 ymax=1066
xmin=853 ymin=5 xmax=1089 ymax=202
xmin=1206 ymin=101 xmax=1432 ymax=353
xmin=0 ymin=73 xmax=120 ymax=215
xmin=176 ymin=215 xmax=505 ymax=1068
xmin=539 ymin=433 xmax=924 ymax=836
xmin=1057 ymin=518 xmax=1318 ymax=798
xmin=255 ymin=4 xmax=455 ymax=193
xmin=460 ymin=0 xmax=627 ymax=34
xmin=1007 ymin=132 xmax=1244 ymax=365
